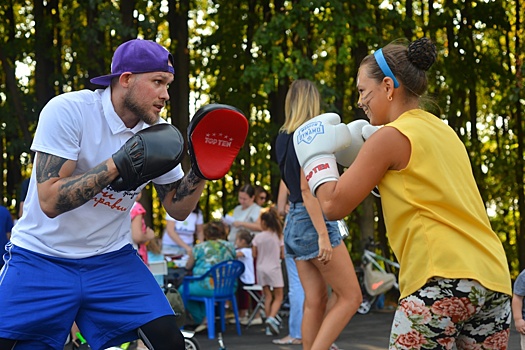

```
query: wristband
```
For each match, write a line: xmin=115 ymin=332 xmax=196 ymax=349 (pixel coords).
xmin=303 ymin=155 xmax=340 ymax=196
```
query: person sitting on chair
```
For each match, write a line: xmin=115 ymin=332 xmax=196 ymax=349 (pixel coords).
xmin=179 ymin=221 xmax=236 ymax=333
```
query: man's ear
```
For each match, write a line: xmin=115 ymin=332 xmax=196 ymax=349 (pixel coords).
xmin=118 ymin=72 xmax=133 ymax=87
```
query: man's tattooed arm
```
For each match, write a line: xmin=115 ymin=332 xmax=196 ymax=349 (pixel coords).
xmin=154 ymin=181 xmax=180 ymax=203
xmin=36 ymin=152 xmax=117 ymax=217
xmin=155 ymin=168 xmax=206 ymax=221
xmin=173 ymin=170 xmax=202 ymax=201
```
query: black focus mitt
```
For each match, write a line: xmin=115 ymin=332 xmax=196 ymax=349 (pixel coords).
xmin=111 ymin=123 xmax=184 ymax=191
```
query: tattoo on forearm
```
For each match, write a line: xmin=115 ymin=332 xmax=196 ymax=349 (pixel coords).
xmin=154 ymin=170 xmax=202 ymax=204
xmin=36 ymin=153 xmax=113 ymax=213
xmin=56 ymin=163 xmax=113 ymax=212
xmin=155 ymin=181 xmax=180 ymax=202
xmin=173 ymin=171 xmax=201 ymax=203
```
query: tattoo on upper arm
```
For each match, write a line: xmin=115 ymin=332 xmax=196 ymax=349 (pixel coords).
xmin=36 ymin=153 xmax=68 ymax=183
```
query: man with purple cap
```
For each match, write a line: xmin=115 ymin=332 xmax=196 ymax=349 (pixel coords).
xmin=0 ymin=38 xmax=246 ymax=350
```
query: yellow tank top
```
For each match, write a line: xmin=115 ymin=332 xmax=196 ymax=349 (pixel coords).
xmin=379 ymin=109 xmax=511 ymax=298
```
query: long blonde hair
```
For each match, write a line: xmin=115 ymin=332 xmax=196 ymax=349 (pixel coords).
xmin=280 ymin=79 xmax=321 ymax=134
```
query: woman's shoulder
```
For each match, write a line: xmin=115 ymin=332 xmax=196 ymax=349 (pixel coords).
xmin=250 ymin=203 xmax=262 ymax=212
xmin=204 ymin=239 xmax=233 ymax=248
xmin=275 ymin=132 xmax=292 ymax=144
xmin=194 ymin=240 xmax=207 ymax=250
xmin=220 ymin=240 xmax=235 ymax=249
xmin=215 ymin=240 xmax=236 ymax=258
xmin=391 ymin=109 xmax=436 ymax=125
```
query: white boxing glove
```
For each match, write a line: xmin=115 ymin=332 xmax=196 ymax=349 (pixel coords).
xmin=294 ymin=113 xmax=351 ymax=195
xmin=334 ymin=120 xmax=379 ymax=167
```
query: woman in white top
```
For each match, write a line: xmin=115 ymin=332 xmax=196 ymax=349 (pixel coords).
xmin=162 ymin=204 xmax=204 ymax=256
xmin=224 ymin=184 xmax=262 ymax=243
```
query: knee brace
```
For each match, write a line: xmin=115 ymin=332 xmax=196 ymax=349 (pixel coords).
xmin=138 ymin=315 xmax=184 ymax=350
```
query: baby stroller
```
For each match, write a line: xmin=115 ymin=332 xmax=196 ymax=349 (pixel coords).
xmin=355 ymin=238 xmax=399 ymax=315
xmin=356 ymin=262 xmax=397 ymax=314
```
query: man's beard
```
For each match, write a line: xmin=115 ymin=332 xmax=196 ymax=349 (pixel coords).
xmin=123 ymin=88 xmax=160 ymax=126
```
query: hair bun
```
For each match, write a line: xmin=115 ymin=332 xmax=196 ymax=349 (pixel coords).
xmin=407 ymin=38 xmax=437 ymax=71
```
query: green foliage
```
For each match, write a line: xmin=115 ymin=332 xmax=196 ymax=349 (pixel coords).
xmin=1 ymin=0 xmax=524 ymax=275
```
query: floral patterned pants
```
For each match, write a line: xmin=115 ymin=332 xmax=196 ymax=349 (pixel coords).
xmin=389 ymin=278 xmax=511 ymax=350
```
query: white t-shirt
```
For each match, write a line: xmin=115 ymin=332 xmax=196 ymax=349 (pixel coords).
xmin=162 ymin=211 xmax=203 ymax=247
xmin=226 ymin=203 xmax=262 ymax=242
xmin=11 ymin=87 xmax=184 ymax=259
xmin=237 ymin=247 xmax=255 ymax=284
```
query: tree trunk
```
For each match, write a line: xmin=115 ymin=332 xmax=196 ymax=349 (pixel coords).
xmin=168 ymin=0 xmax=191 ymax=173
xmin=513 ymin=0 xmax=525 ymax=271
xmin=33 ymin=0 xmax=58 ymax=107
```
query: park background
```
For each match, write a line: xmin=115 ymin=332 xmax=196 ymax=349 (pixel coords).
xmin=1 ymin=0 xmax=524 ymax=278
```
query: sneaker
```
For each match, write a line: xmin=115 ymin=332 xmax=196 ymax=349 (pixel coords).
xmin=265 ymin=316 xmax=280 ymax=335
xmin=265 ymin=326 xmax=272 ymax=336
xmin=241 ymin=317 xmax=263 ymax=325
xmin=194 ymin=323 xmax=207 ymax=333
xmin=229 ymin=316 xmax=247 ymax=324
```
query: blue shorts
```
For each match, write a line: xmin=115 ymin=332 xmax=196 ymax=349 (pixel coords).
xmin=0 ymin=243 xmax=174 ymax=350
xmin=283 ymin=202 xmax=342 ymax=260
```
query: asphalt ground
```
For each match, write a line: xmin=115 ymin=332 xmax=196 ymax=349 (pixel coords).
xmin=191 ymin=309 xmax=522 ymax=350
xmin=62 ymin=308 xmax=521 ymax=349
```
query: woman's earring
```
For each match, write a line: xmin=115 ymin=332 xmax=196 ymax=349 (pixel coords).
xmin=388 ymin=96 xmax=393 ymax=101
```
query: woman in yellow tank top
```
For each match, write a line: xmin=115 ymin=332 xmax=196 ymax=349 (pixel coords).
xmin=309 ymin=38 xmax=511 ymax=349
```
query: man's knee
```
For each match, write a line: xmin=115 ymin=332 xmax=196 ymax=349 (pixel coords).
xmin=138 ymin=315 xmax=184 ymax=350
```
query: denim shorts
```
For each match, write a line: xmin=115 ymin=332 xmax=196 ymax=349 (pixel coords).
xmin=284 ymin=202 xmax=342 ymax=260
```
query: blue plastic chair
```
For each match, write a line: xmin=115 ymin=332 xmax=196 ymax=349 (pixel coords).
xmin=182 ymin=260 xmax=245 ymax=339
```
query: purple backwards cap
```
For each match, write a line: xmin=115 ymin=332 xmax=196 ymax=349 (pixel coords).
xmin=90 ymin=39 xmax=175 ymax=86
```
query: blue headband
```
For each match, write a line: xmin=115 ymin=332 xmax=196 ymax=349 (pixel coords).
xmin=374 ymin=48 xmax=399 ymax=88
